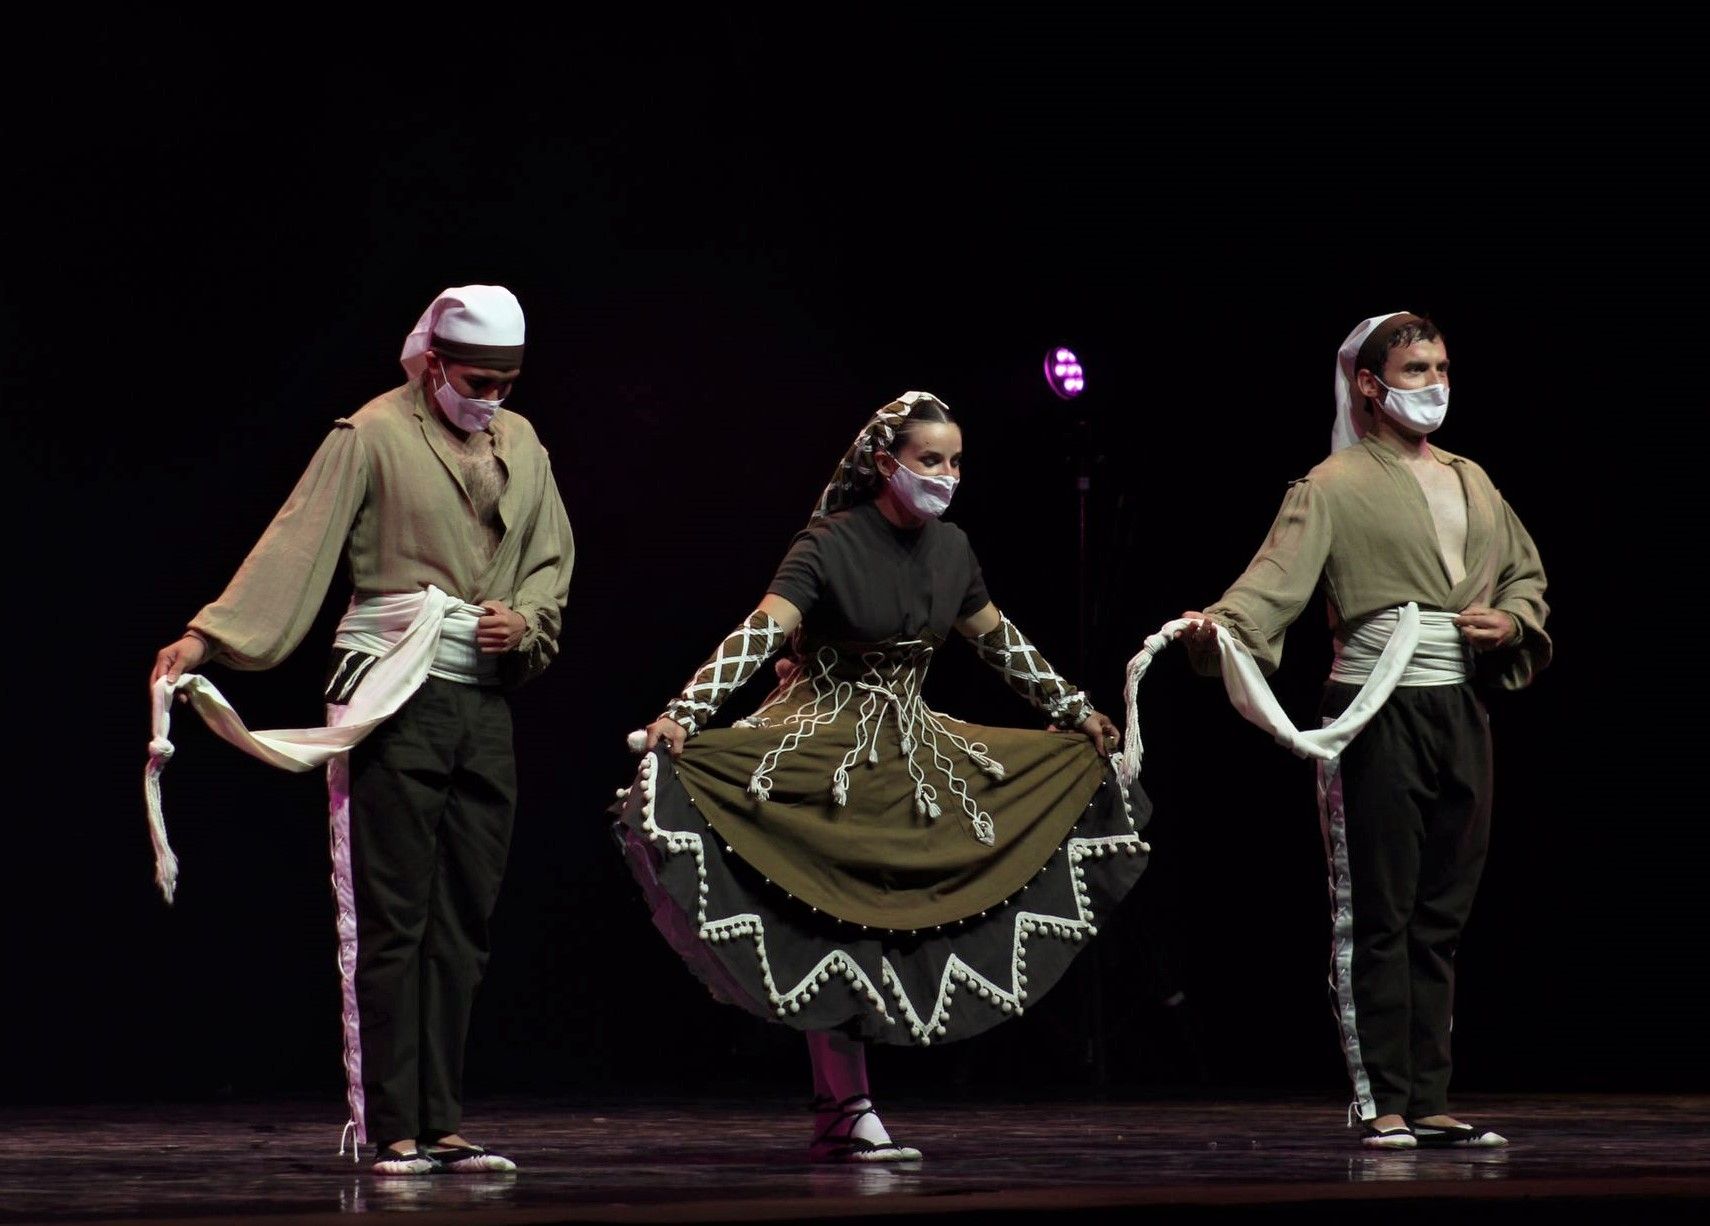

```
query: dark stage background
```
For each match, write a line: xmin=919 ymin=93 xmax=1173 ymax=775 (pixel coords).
xmin=5 ymin=19 xmax=1702 ymax=1110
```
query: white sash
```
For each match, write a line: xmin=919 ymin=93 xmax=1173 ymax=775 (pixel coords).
xmin=1331 ymin=607 xmax=1469 ymax=686
xmin=1115 ymin=603 xmax=1425 ymax=789
xmin=143 ymin=586 xmax=488 ymax=901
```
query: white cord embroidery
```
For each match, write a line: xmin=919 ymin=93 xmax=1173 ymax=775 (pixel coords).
xmin=743 ymin=641 xmax=1005 ymax=845
xmin=663 ymin=612 xmax=788 ymax=736
xmin=969 ymin=616 xmax=1091 ymax=727
xmin=621 ymin=752 xmax=1149 ymax=1045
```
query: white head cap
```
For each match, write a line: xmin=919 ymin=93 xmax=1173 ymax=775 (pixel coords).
xmin=400 ymin=285 xmax=526 ymax=379
xmin=1332 ymin=311 xmax=1413 ymax=453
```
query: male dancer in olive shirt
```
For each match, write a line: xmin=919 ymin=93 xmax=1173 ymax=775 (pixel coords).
xmin=151 ymin=285 xmax=572 ymax=1173
xmin=1183 ymin=312 xmax=1549 ymax=1148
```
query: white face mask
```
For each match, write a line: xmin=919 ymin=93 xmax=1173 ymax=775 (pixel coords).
xmin=432 ymin=365 xmax=505 ymax=432
xmin=884 ymin=456 xmax=958 ymax=518
xmin=1373 ymin=378 xmax=1449 ymax=434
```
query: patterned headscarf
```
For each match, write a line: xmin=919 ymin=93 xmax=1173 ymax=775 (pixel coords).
xmin=810 ymin=391 xmax=951 ymax=521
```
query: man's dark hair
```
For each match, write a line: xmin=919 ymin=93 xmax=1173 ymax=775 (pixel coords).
xmin=1355 ymin=314 xmax=1444 ymax=382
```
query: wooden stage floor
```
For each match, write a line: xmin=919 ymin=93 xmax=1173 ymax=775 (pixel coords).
xmin=3 ymin=1094 xmax=1705 ymax=1223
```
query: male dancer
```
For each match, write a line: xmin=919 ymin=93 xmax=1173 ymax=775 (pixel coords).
xmin=151 ymin=285 xmax=573 ymax=1173
xmin=1182 ymin=312 xmax=1549 ymax=1148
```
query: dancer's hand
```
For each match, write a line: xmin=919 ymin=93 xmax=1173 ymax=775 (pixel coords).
xmin=151 ymin=634 xmax=207 ymax=697
xmin=1078 ymin=710 xmax=1121 ymax=758
xmin=1177 ymin=611 xmax=1218 ymax=648
xmin=478 ymin=601 xmax=528 ymax=654
xmin=642 ymin=718 xmax=689 ymax=757
xmin=1455 ymin=605 xmax=1517 ymax=652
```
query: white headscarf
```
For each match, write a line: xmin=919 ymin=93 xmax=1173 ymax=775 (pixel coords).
xmin=1331 ymin=311 xmax=1412 ymax=453
xmin=399 ymin=285 xmax=526 ymax=379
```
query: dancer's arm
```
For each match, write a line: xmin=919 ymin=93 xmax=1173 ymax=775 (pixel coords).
xmin=640 ymin=595 xmax=802 ymax=757
xmin=494 ymin=457 xmax=576 ymax=682
xmin=150 ymin=425 xmax=368 ymax=692
xmin=958 ymin=603 xmax=1120 ymax=757
xmin=1181 ymin=478 xmax=1332 ymax=676
xmin=1468 ymin=496 xmax=1551 ymax=690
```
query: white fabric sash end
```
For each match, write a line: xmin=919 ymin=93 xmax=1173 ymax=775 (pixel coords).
xmin=1115 ymin=603 xmax=1423 ymax=790
xmin=144 ymin=585 xmax=486 ymax=902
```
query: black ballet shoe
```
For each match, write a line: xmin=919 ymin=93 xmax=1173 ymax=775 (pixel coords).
xmin=417 ymin=1134 xmax=518 ymax=1172
xmin=1409 ymin=1120 xmax=1508 ymax=1148
xmin=1346 ymin=1103 xmax=1416 ymax=1149
xmin=809 ymin=1094 xmax=924 ymax=1163
xmin=371 ymin=1145 xmax=443 ymax=1176
xmin=1351 ymin=1117 xmax=1417 ymax=1149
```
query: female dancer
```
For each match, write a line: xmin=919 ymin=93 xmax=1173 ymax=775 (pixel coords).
xmin=615 ymin=392 xmax=1150 ymax=1161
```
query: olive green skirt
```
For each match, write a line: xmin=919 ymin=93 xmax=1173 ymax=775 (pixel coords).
xmin=613 ymin=703 xmax=1150 ymax=1046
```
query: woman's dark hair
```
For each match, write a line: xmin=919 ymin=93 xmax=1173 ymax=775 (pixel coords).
xmin=851 ymin=397 xmax=960 ymax=505
xmin=886 ymin=397 xmax=956 ymax=455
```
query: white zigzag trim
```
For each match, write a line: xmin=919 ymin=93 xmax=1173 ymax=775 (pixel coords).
xmin=627 ymin=752 xmax=895 ymax=1025
xmin=878 ymin=829 xmax=1151 ymax=1042
xmin=624 ymin=751 xmax=1151 ymax=1046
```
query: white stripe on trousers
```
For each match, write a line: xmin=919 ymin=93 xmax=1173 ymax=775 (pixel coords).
xmin=326 ymin=706 xmax=367 ymax=1149
xmin=1318 ymin=740 xmax=1376 ymax=1121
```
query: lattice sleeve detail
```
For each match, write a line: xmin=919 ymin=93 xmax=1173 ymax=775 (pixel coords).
xmin=660 ymin=611 xmax=789 ymax=736
xmin=968 ymin=615 xmax=1093 ymax=727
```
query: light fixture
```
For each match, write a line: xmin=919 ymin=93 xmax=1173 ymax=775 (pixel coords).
xmin=1044 ymin=346 xmax=1085 ymax=400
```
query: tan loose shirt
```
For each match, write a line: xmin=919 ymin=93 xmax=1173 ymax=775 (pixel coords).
xmin=190 ymin=382 xmax=574 ymax=685
xmin=1204 ymin=434 xmax=1550 ymax=691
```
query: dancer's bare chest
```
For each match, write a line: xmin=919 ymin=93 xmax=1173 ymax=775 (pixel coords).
xmin=447 ymin=438 xmax=507 ymax=554
xmin=1410 ymin=461 xmax=1468 ymax=586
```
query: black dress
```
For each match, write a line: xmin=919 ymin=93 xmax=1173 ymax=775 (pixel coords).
xmin=614 ymin=502 xmax=1150 ymax=1045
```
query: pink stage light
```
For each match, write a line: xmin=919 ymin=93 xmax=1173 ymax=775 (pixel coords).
xmin=1044 ymin=346 xmax=1085 ymax=399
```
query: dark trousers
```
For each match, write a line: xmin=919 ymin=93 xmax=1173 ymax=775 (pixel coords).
xmin=345 ymin=677 xmax=516 ymax=1147
xmin=1318 ymin=682 xmax=1492 ymax=1120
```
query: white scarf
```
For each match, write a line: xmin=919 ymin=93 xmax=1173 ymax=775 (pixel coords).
xmin=144 ymin=586 xmax=488 ymax=901
xmin=1331 ymin=608 xmax=1469 ymax=687
xmin=1332 ymin=311 xmax=1411 ymax=454
xmin=399 ymin=285 xmax=525 ymax=380
xmin=1116 ymin=603 xmax=1427 ymax=790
